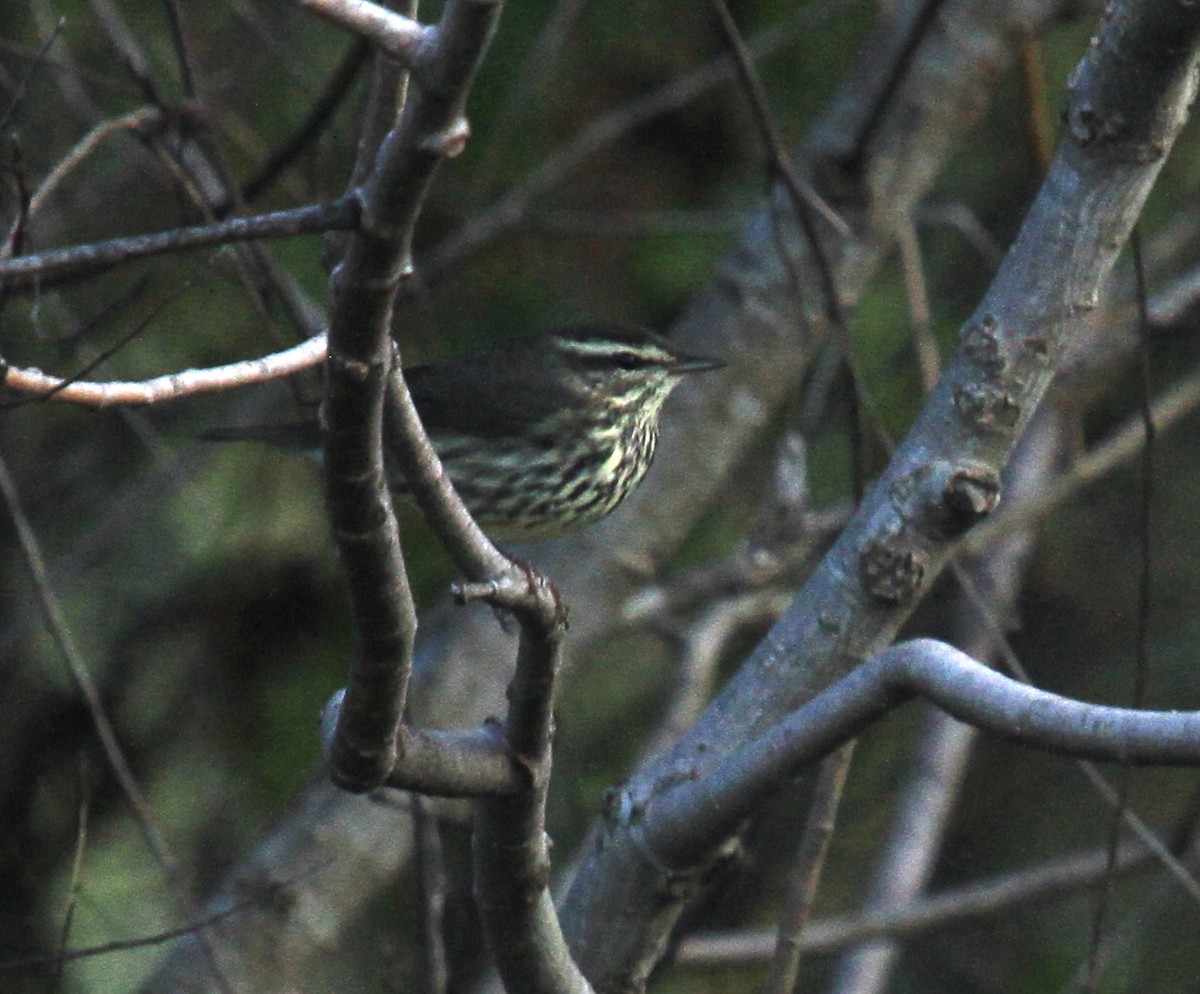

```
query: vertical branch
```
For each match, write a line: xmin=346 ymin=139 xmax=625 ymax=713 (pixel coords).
xmin=413 ymin=794 xmax=449 ymax=994
xmin=470 ymin=576 xmax=591 ymax=994
xmin=760 ymin=743 xmax=855 ymax=994
xmin=1085 ymin=226 xmax=1157 ymax=991
xmin=315 ymin=0 xmax=503 ymax=791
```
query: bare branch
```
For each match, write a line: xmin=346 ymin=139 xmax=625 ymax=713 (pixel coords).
xmin=0 ymin=453 xmax=174 ymax=869
xmin=293 ymin=0 xmax=432 ymax=66
xmin=472 ymin=573 xmax=590 ymax=994
xmin=0 ymin=895 xmax=264 ymax=974
xmin=242 ymin=38 xmax=372 ymax=203
xmin=760 ymin=744 xmax=855 ymax=994
xmin=319 ymin=693 xmax=525 ymax=797
xmin=2 ymin=108 xmax=159 ymax=256
xmin=319 ymin=0 xmax=503 ymax=793
xmin=706 ymin=0 xmax=846 ymax=237
xmin=675 ymin=837 xmax=1161 ymax=964
xmin=1 ymin=334 xmax=328 ymax=407
xmin=561 ymin=3 xmax=1200 ymax=981
xmin=644 ymin=638 xmax=1200 ymax=870
xmin=0 ymin=199 xmax=359 ymax=289
xmin=966 ymin=365 xmax=1200 ymax=557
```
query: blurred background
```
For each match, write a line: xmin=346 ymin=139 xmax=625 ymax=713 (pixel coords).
xmin=3 ymin=0 xmax=1200 ymax=992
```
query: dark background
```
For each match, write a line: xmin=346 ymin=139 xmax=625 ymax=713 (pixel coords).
xmin=3 ymin=1 xmax=1200 ymax=991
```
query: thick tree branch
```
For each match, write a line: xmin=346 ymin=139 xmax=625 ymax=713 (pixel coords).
xmin=319 ymin=0 xmax=502 ymax=792
xmin=560 ymin=2 xmax=1200 ymax=986
xmin=643 ymin=638 xmax=1200 ymax=869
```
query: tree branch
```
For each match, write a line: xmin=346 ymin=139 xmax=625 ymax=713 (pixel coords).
xmin=675 ymin=837 xmax=1161 ymax=964
xmin=1 ymin=335 xmax=328 ymax=408
xmin=471 ymin=572 xmax=589 ymax=994
xmin=318 ymin=0 xmax=502 ymax=792
xmin=0 ymin=199 xmax=360 ymax=289
xmin=560 ymin=1 xmax=1200 ymax=984
xmin=292 ymin=0 xmax=431 ymax=67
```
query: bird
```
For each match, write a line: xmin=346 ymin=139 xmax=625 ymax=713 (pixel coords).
xmin=205 ymin=326 xmax=722 ymax=540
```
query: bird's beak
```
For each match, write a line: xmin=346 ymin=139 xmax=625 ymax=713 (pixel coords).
xmin=669 ymin=353 xmax=725 ymax=375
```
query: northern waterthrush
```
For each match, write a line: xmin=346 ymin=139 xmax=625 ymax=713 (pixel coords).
xmin=208 ymin=326 xmax=722 ymax=539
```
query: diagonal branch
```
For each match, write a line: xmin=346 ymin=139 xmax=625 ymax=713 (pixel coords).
xmin=560 ymin=1 xmax=1200 ymax=985
xmin=675 ymin=836 xmax=1163 ymax=964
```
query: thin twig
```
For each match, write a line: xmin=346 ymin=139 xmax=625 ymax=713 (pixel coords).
xmin=0 ymin=452 xmax=174 ymax=869
xmin=896 ymin=214 xmax=940 ymax=391
xmin=1085 ymin=225 xmax=1156 ymax=993
xmin=54 ymin=760 xmax=90 ymax=985
xmin=2 ymin=108 xmax=161 ymax=257
xmin=242 ymin=38 xmax=371 ymax=202
xmin=0 ymin=16 xmax=63 ymax=135
xmin=675 ymin=837 xmax=1160 ymax=965
xmin=2 ymin=270 xmax=203 ymax=407
xmin=413 ymin=794 xmax=449 ymax=994
xmin=0 ymin=198 xmax=359 ymax=287
xmin=87 ymin=0 xmax=165 ymax=105
xmin=706 ymin=0 xmax=845 ymax=236
xmin=163 ymin=0 xmax=197 ymax=98
xmin=1 ymin=333 xmax=328 ymax=407
xmin=760 ymin=743 xmax=856 ymax=994
xmin=0 ymin=894 xmax=264 ymax=973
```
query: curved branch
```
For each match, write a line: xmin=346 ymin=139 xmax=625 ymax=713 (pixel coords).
xmin=1 ymin=335 xmax=328 ymax=408
xmin=293 ymin=0 xmax=431 ymax=66
xmin=319 ymin=691 xmax=526 ymax=798
xmin=644 ymin=638 xmax=1200 ymax=868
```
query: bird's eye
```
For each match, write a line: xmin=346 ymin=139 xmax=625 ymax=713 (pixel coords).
xmin=614 ymin=352 xmax=642 ymax=371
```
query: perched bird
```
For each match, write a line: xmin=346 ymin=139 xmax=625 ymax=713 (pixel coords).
xmin=206 ymin=326 xmax=722 ymax=540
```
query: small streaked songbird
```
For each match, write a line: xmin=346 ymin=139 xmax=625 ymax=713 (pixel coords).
xmin=206 ymin=326 xmax=722 ymax=540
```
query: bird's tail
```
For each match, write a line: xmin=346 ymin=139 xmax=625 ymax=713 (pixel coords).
xmin=201 ymin=421 xmax=321 ymax=457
